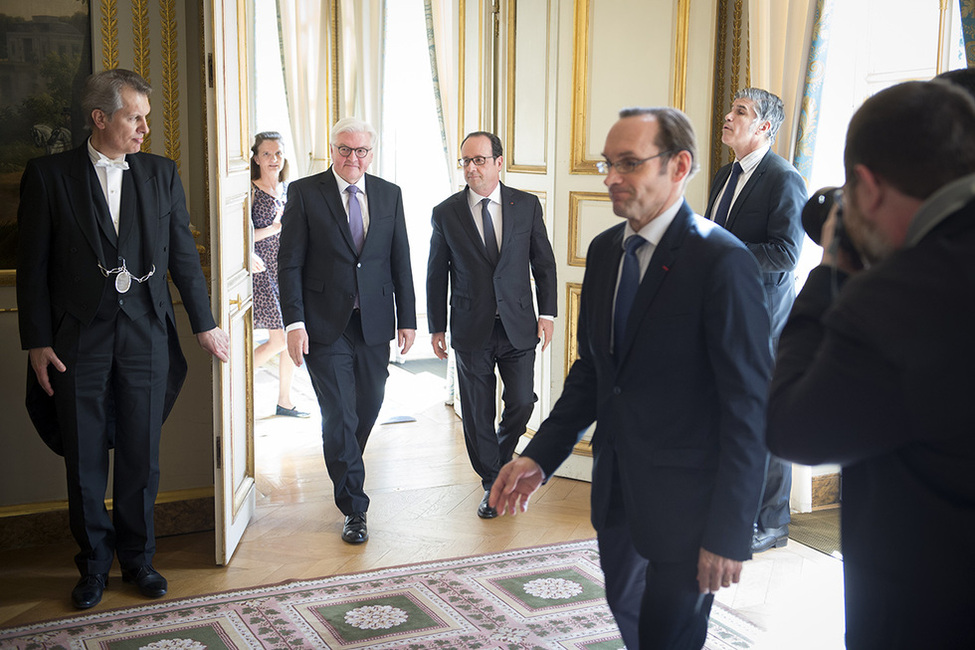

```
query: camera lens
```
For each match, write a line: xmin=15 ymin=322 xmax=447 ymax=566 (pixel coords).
xmin=801 ymin=187 xmax=841 ymax=245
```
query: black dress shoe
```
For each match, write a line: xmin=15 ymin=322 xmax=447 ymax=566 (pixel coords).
xmin=71 ymin=573 xmax=108 ymax=609
xmin=121 ymin=565 xmax=168 ymax=598
xmin=751 ymin=525 xmax=789 ymax=553
xmin=477 ymin=490 xmax=498 ymax=519
xmin=342 ymin=512 xmax=368 ymax=544
xmin=276 ymin=404 xmax=311 ymax=418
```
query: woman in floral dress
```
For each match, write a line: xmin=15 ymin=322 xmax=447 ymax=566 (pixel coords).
xmin=250 ymin=132 xmax=308 ymax=417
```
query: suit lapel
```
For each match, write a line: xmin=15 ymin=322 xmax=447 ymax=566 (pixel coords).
xmin=120 ymin=154 xmax=154 ymax=259
xmin=498 ymin=183 xmax=517 ymax=257
xmin=591 ymin=226 xmax=624 ymax=362
xmin=319 ymin=168 xmax=357 ymax=253
xmin=725 ymin=150 xmax=771 ymax=230
xmin=615 ymin=201 xmax=692 ymax=363
xmin=705 ymin=164 xmax=731 ymax=219
xmin=455 ymin=187 xmax=494 ymax=264
xmin=67 ymin=146 xmax=110 ymax=264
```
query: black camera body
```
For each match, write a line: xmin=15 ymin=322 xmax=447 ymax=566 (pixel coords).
xmin=801 ymin=186 xmax=860 ymax=264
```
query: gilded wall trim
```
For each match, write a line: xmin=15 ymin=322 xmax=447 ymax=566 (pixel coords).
xmin=567 ymin=191 xmax=609 ymax=267
xmin=331 ymin=0 xmax=340 ymax=127
xmin=569 ymin=0 xmax=594 ymax=174
xmin=160 ymin=0 xmax=180 ymax=172
xmin=505 ymin=0 xmax=547 ymax=174
xmin=564 ymin=282 xmax=582 ymax=376
xmin=101 ymin=0 xmax=119 ymax=70
xmin=132 ymin=0 xmax=152 ymax=150
xmin=459 ymin=0 xmax=466 ymax=149
xmin=672 ymin=0 xmax=690 ymax=112
xmin=710 ymin=0 xmax=745 ymax=179
xmin=571 ymin=0 xmax=690 ymax=174
xmin=478 ymin=0 xmax=484 ymax=131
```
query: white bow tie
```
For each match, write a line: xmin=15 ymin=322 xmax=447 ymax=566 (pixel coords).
xmin=95 ymin=158 xmax=129 ymax=170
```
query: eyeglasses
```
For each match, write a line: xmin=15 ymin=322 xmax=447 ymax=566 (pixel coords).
xmin=334 ymin=145 xmax=372 ymax=158
xmin=458 ymin=155 xmax=497 ymax=168
xmin=596 ymin=151 xmax=672 ymax=175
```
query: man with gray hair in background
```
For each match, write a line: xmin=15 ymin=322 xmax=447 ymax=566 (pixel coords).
xmin=279 ymin=118 xmax=416 ymax=545
xmin=704 ymin=87 xmax=807 ymax=554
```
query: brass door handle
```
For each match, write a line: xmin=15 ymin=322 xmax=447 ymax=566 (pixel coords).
xmin=229 ymin=294 xmax=242 ymax=308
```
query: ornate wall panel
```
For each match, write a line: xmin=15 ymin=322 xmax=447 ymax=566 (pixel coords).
xmin=571 ymin=0 xmax=687 ymax=174
xmin=566 ymin=191 xmax=613 ymax=267
xmin=92 ymin=0 xmax=193 ymax=176
xmin=505 ymin=0 xmax=550 ymax=173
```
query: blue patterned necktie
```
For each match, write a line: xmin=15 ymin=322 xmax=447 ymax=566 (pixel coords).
xmin=347 ymin=185 xmax=364 ymax=252
xmin=614 ymin=235 xmax=646 ymax=357
xmin=481 ymin=197 xmax=499 ymax=266
xmin=713 ymin=161 xmax=743 ymax=228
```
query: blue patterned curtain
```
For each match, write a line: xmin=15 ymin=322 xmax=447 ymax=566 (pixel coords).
xmin=793 ymin=0 xmax=834 ymax=183
xmin=961 ymin=0 xmax=975 ymax=66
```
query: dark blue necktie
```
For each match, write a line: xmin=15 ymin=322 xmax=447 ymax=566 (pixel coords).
xmin=712 ymin=161 xmax=743 ymax=228
xmin=481 ymin=198 xmax=499 ymax=266
xmin=614 ymin=235 xmax=646 ymax=357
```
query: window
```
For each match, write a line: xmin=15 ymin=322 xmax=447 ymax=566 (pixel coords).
xmin=380 ymin=0 xmax=452 ymax=319
xmin=797 ymin=0 xmax=965 ymax=284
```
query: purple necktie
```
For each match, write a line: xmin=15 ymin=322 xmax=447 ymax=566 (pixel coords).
xmin=713 ymin=161 xmax=743 ymax=228
xmin=347 ymin=185 xmax=364 ymax=252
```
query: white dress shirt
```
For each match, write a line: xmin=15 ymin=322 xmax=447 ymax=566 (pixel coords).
xmin=612 ymin=197 xmax=683 ymax=347
xmin=334 ymin=168 xmax=370 ymax=236
xmin=286 ymin=168 xmax=370 ymax=333
xmin=467 ymin=184 xmax=554 ymax=322
xmin=87 ymin=139 xmax=127 ymax=234
xmin=712 ymin=143 xmax=770 ymax=219
xmin=467 ymin=185 xmax=502 ymax=252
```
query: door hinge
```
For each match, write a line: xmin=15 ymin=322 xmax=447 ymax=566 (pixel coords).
xmin=215 ymin=436 xmax=222 ymax=468
xmin=207 ymin=53 xmax=215 ymax=89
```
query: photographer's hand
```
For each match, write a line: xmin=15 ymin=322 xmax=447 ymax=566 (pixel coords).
xmin=820 ymin=203 xmax=863 ymax=274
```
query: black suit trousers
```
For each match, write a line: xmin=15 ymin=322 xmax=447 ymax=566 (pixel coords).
xmin=304 ymin=311 xmax=389 ymax=515
xmin=454 ymin=319 xmax=536 ymax=490
xmin=51 ymin=310 xmax=168 ymax=576
xmin=597 ymin=470 xmax=714 ymax=650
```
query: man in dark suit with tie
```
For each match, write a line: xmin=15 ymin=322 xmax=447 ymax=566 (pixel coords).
xmin=426 ymin=131 xmax=557 ymax=518
xmin=279 ymin=118 xmax=416 ymax=545
xmin=490 ymin=107 xmax=771 ymax=649
xmin=704 ymin=88 xmax=806 ymax=554
xmin=17 ymin=69 xmax=229 ymax=610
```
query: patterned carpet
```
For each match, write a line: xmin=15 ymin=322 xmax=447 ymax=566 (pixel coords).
xmin=0 ymin=539 xmax=763 ymax=649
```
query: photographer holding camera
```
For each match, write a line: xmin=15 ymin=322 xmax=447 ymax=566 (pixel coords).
xmin=767 ymin=80 xmax=975 ymax=649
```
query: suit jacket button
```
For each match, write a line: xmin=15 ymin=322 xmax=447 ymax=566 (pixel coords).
xmin=357 ymin=262 xmax=362 ymax=268
xmin=613 ymin=387 xmax=622 ymax=395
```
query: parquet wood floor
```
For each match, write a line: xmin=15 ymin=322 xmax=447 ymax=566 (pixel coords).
xmin=0 ymin=358 xmax=846 ymax=648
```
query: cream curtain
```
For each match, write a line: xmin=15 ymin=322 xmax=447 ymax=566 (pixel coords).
xmin=748 ymin=0 xmax=819 ymax=162
xmin=338 ymin=0 xmax=385 ymax=146
xmin=748 ymin=0 xmax=820 ymax=514
xmin=278 ymin=0 xmax=333 ymax=177
xmin=425 ymin=0 xmax=461 ymax=190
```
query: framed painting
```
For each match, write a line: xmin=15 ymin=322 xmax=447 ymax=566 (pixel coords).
xmin=0 ymin=0 xmax=92 ymax=282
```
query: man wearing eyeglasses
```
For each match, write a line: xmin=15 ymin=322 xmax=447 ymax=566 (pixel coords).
xmin=426 ymin=131 xmax=557 ymax=519
xmin=279 ymin=117 xmax=416 ymax=545
xmin=490 ymin=108 xmax=770 ymax=649
xmin=704 ymin=88 xmax=807 ymax=555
